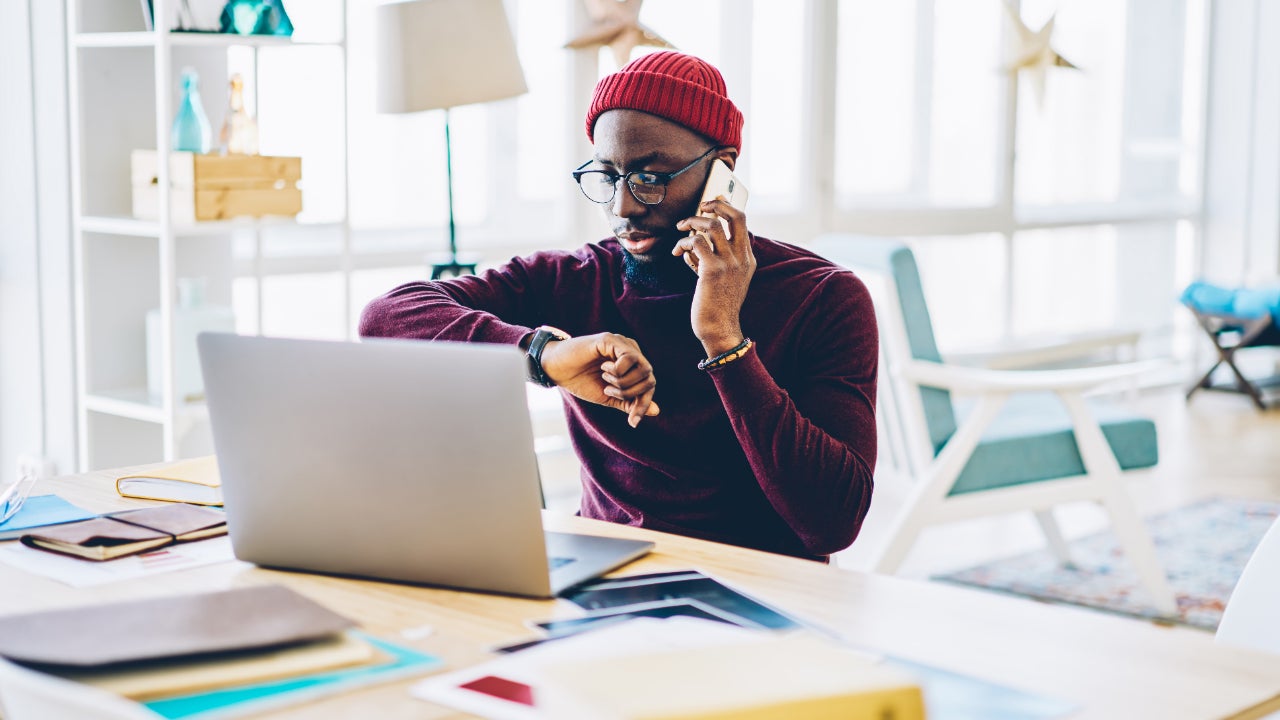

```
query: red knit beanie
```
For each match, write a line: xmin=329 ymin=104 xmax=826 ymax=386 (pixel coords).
xmin=586 ymin=51 xmax=743 ymax=152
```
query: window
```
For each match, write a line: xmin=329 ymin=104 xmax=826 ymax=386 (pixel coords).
xmin=834 ymin=0 xmax=1003 ymax=208
xmin=230 ymin=0 xmax=1209 ymax=366
xmin=1014 ymin=0 xmax=1206 ymax=208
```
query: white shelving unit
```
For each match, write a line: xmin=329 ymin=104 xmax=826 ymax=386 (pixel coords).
xmin=67 ymin=0 xmax=350 ymax=471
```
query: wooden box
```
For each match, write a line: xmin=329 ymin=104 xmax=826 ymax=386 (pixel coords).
xmin=131 ymin=151 xmax=302 ymax=223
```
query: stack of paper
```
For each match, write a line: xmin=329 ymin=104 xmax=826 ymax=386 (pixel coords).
xmin=414 ymin=617 xmax=924 ymax=720
xmin=0 ymin=585 xmax=443 ymax=718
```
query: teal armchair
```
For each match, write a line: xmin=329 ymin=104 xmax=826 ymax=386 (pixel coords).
xmin=811 ymin=235 xmax=1177 ymax=616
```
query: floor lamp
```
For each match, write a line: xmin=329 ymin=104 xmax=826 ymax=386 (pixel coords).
xmin=374 ymin=0 xmax=528 ymax=279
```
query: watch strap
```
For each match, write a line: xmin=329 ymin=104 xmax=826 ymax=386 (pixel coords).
xmin=526 ymin=326 xmax=569 ymax=387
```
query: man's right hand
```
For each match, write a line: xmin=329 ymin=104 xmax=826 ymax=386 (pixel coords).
xmin=540 ymin=333 xmax=659 ymax=428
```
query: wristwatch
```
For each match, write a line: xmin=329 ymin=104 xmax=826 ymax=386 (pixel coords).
xmin=525 ymin=325 xmax=570 ymax=387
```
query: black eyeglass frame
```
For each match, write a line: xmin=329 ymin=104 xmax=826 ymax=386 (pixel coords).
xmin=571 ymin=146 xmax=720 ymax=206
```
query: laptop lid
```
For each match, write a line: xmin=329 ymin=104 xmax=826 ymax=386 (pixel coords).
xmin=198 ymin=333 xmax=613 ymax=597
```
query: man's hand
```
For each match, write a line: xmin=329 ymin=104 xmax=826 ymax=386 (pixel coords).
xmin=673 ymin=198 xmax=756 ymax=356
xmin=540 ymin=332 xmax=660 ymax=428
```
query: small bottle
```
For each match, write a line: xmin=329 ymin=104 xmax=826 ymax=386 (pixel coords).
xmin=219 ymin=73 xmax=259 ymax=155
xmin=172 ymin=68 xmax=211 ymax=153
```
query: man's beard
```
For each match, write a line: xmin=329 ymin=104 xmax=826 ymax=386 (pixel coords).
xmin=621 ymin=237 xmax=697 ymax=295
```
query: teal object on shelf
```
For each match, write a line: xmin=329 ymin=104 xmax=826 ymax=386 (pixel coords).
xmin=171 ymin=68 xmax=211 ymax=153
xmin=265 ymin=0 xmax=293 ymax=36
xmin=219 ymin=0 xmax=293 ymax=36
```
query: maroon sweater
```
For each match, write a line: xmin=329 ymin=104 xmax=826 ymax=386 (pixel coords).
xmin=358 ymin=235 xmax=878 ymax=560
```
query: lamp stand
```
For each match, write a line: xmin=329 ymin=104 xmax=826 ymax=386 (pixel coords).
xmin=430 ymin=108 xmax=479 ymax=280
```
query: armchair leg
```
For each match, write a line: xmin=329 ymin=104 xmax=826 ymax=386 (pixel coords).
xmin=872 ymin=504 xmax=930 ymax=574
xmin=1102 ymin=491 xmax=1178 ymax=616
xmin=1057 ymin=391 xmax=1178 ymax=617
xmin=1034 ymin=509 xmax=1074 ymax=567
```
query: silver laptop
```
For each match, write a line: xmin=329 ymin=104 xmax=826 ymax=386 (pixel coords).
xmin=197 ymin=333 xmax=652 ymax=598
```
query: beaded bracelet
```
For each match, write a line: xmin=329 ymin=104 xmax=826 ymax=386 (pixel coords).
xmin=698 ymin=338 xmax=754 ymax=371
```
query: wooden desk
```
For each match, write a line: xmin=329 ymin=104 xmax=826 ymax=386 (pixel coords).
xmin=3 ymin=468 xmax=1280 ymax=720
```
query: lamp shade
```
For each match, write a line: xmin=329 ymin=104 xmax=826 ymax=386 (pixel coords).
xmin=374 ymin=0 xmax=528 ymax=114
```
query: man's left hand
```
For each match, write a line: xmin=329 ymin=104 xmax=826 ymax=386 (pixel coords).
xmin=674 ymin=198 xmax=756 ymax=356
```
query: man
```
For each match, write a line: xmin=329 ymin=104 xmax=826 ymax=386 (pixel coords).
xmin=360 ymin=51 xmax=877 ymax=561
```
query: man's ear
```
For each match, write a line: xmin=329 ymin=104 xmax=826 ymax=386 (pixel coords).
xmin=718 ymin=148 xmax=739 ymax=171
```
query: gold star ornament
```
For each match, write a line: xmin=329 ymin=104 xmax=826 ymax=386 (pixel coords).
xmin=1003 ymin=2 xmax=1080 ymax=108
xmin=565 ymin=0 xmax=676 ymax=69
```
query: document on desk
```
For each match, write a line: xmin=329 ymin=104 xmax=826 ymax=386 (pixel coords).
xmin=0 ymin=535 xmax=242 ymax=587
xmin=0 ymin=493 xmax=97 ymax=541
xmin=414 ymin=617 xmax=767 ymax=720
xmin=563 ymin=569 xmax=801 ymax=630
xmin=413 ymin=617 xmax=922 ymax=720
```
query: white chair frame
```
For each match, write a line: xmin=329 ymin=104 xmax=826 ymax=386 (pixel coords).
xmin=824 ymin=242 xmax=1178 ymax=616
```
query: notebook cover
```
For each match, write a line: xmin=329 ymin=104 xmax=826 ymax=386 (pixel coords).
xmin=19 ymin=504 xmax=227 ymax=561
xmin=107 ymin=504 xmax=227 ymax=540
xmin=0 ymin=585 xmax=357 ymax=668
xmin=19 ymin=516 xmax=171 ymax=560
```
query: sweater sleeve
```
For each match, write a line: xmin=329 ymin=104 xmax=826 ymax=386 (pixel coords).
xmin=707 ymin=271 xmax=878 ymax=556
xmin=357 ymin=254 xmax=567 ymax=345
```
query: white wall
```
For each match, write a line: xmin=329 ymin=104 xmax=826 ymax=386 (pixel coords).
xmin=0 ymin=0 xmax=75 ymax=480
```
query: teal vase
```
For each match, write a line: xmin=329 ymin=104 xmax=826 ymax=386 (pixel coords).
xmin=219 ymin=0 xmax=270 ymax=35
xmin=266 ymin=0 xmax=293 ymax=36
xmin=219 ymin=0 xmax=291 ymax=36
xmin=171 ymin=69 xmax=211 ymax=153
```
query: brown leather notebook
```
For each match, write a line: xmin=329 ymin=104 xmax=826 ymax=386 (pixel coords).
xmin=19 ymin=503 xmax=226 ymax=561
xmin=0 ymin=585 xmax=357 ymax=668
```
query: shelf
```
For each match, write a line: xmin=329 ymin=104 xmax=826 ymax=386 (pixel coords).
xmin=74 ymin=32 xmax=343 ymax=49
xmin=71 ymin=3 xmax=350 ymax=469
xmin=73 ymin=31 xmax=156 ymax=48
xmin=81 ymin=215 xmax=344 ymax=237
xmin=84 ymin=388 xmax=165 ymax=423
xmin=84 ymin=387 xmax=209 ymax=424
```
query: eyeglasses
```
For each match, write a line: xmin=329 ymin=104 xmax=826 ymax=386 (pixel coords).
xmin=0 ymin=473 xmax=37 ymax=525
xmin=572 ymin=146 xmax=719 ymax=206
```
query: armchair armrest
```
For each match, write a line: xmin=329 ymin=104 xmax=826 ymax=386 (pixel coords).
xmin=898 ymin=359 xmax=1166 ymax=394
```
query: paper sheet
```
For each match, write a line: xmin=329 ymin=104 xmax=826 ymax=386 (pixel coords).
xmin=0 ymin=537 xmax=243 ymax=587
xmin=0 ymin=494 xmax=97 ymax=541
xmin=411 ymin=618 xmax=770 ymax=720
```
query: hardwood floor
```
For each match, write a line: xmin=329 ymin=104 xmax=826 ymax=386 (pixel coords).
xmin=533 ymin=383 xmax=1280 ymax=579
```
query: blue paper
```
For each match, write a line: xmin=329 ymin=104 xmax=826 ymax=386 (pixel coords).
xmin=144 ymin=634 xmax=444 ymax=720
xmin=0 ymin=494 xmax=97 ymax=541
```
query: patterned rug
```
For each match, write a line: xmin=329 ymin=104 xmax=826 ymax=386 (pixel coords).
xmin=933 ymin=496 xmax=1280 ymax=630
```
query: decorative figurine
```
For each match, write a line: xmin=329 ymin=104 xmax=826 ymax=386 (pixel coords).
xmin=219 ymin=73 xmax=259 ymax=155
xmin=171 ymin=68 xmax=211 ymax=153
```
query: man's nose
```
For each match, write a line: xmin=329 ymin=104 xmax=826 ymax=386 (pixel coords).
xmin=611 ymin=181 xmax=646 ymax=218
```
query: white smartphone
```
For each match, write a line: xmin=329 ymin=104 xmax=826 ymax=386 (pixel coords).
xmin=684 ymin=159 xmax=749 ymax=274
xmin=699 ymin=159 xmax=749 ymax=214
